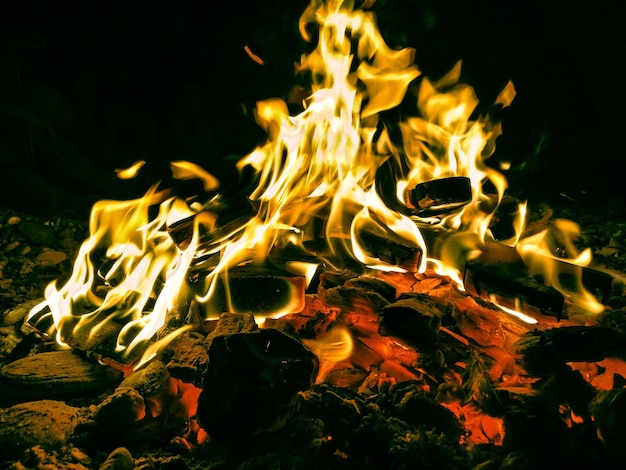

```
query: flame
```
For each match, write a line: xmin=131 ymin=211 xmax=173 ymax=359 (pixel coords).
xmin=517 ymin=219 xmax=604 ymax=314
xmin=302 ymin=327 xmax=353 ymax=383
xmin=115 ymin=160 xmax=146 ymax=180
xmin=27 ymin=0 xmax=603 ymax=366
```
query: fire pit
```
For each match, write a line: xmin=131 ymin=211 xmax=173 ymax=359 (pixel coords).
xmin=1 ymin=1 xmax=626 ymax=469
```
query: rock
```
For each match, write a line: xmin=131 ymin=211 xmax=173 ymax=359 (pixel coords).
xmin=15 ymin=220 xmax=59 ymax=248
xmin=36 ymin=249 xmax=68 ymax=267
xmin=94 ymin=387 xmax=146 ymax=429
xmin=98 ymin=447 xmax=134 ymax=470
xmin=0 ymin=399 xmax=80 ymax=459
xmin=0 ymin=350 xmax=123 ymax=400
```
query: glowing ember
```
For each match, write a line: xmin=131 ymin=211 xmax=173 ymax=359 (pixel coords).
xmin=27 ymin=0 xmax=603 ymax=369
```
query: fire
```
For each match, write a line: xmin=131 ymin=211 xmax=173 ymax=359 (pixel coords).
xmin=27 ymin=0 xmax=603 ymax=371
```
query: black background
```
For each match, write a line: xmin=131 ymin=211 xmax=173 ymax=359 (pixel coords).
xmin=1 ymin=0 xmax=624 ymax=218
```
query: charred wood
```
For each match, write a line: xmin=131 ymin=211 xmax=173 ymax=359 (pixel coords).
xmin=204 ymin=266 xmax=306 ymax=316
xmin=356 ymin=229 xmax=423 ymax=272
xmin=197 ymin=328 xmax=318 ymax=442
xmin=404 ymin=176 xmax=472 ymax=217
xmin=378 ymin=293 xmax=450 ymax=349
xmin=464 ymin=241 xmax=565 ymax=318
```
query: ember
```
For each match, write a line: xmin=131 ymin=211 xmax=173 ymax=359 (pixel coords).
xmin=1 ymin=0 xmax=625 ymax=469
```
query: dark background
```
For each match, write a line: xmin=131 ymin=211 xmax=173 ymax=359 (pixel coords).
xmin=1 ymin=0 xmax=624 ymax=218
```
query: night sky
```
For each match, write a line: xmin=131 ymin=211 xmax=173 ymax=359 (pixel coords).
xmin=1 ymin=0 xmax=624 ymax=217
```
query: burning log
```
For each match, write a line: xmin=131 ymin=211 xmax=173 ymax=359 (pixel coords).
xmin=318 ymin=272 xmax=395 ymax=315
xmin=204 ymin=265 xmax=307 ymax=315
xmin=404 ymin=176 xmax=473 ymax=217
xmin=463 ymin=240 xmax=565 ymax=318
xmin=356 ymin=229 xmax=423 ymax=272
xmin=197 ymin=328 xmax=318 ymax=442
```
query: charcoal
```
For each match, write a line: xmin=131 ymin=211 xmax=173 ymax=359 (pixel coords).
xmin=160 ymin=331 xmax=209 ymax=386
xmin=197 ymin=328 xmax=318 ymax=442
xmin=99 ymin=448 xmax=135 ymax=470
xmin=512 ymin=326 xmax=625 ymax=376
xmin=379 ymin=293 xmax=448 ymax=348
xmin=345 ymin=275 xmax=398 ymax=303
xmin=93 ymin=387 xmax=146 ymax=430
xmin=320 ymin=284 xmax=390 ymax=315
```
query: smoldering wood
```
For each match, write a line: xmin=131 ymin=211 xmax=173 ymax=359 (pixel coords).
xmin=319 ymin=283 xmax=391 ymax=315
xmin=512 ymin=325 xmax=626 ymax=377
xmin=344 ymin=275 xmax=398 ymax=303
xmin=313 ymin=268 xmax=360 ymax=294
xmin=0 ymin=350 xmax=123 ymax=401
xmin=464 ymin=241 xmax=565 ymax=318
xmin=356 ymin=229 xmax=423 ymax=272
xmin=196 ymin=328 xmax=319 ymax=442
xmin=404 ymin=176 xmax=473 ymax=217
xmin=379 ymin=293 xmax=451 ymax=349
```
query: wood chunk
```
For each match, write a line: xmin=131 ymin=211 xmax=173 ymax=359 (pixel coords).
xmin=512 ymin=326 xmax=625 ymax=376
xmin=404 ymin=176 xmax=472 ymax=217
xmin=589 ymin=389 xmax=626 ymax=459
xmin=530 ymin=255 xmax=613 ymax=305
xmin=379 ymin=293 xmax=450 ymax=348
xmin=464 ymin=241 xmax=565 ymax=318
xmin=452 ymin=295 xmax=506 ymax=347
xmin=313 ymin=268 xmax=360 ymax=295
xmin=0 ymin=350 xmax=123 ymax=400
xmin=0 ymin=400 xmax=80 ymax=459
xmin=205 ymin=266 xmax=307 ymax=316
xmin=345 ymin=275 xmax=398 ymax=303
xmin=197 ymin=328 xmax=318 ymax=442
xmin=356 ymin=229 xmax=423 ymax=272
xmin=320 ymin=284 xmax=390 ymax=315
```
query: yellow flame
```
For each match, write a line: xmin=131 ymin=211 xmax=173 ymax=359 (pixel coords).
xmin=28 ymin=0 xmax=602 ymax=364
xmin=302 ymin=326 xmax=353 ymax=383
xmin=115 ymin=160 xmax=146 ymax=180
xmin=517 ymin=219 xmax=604 ymax=314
